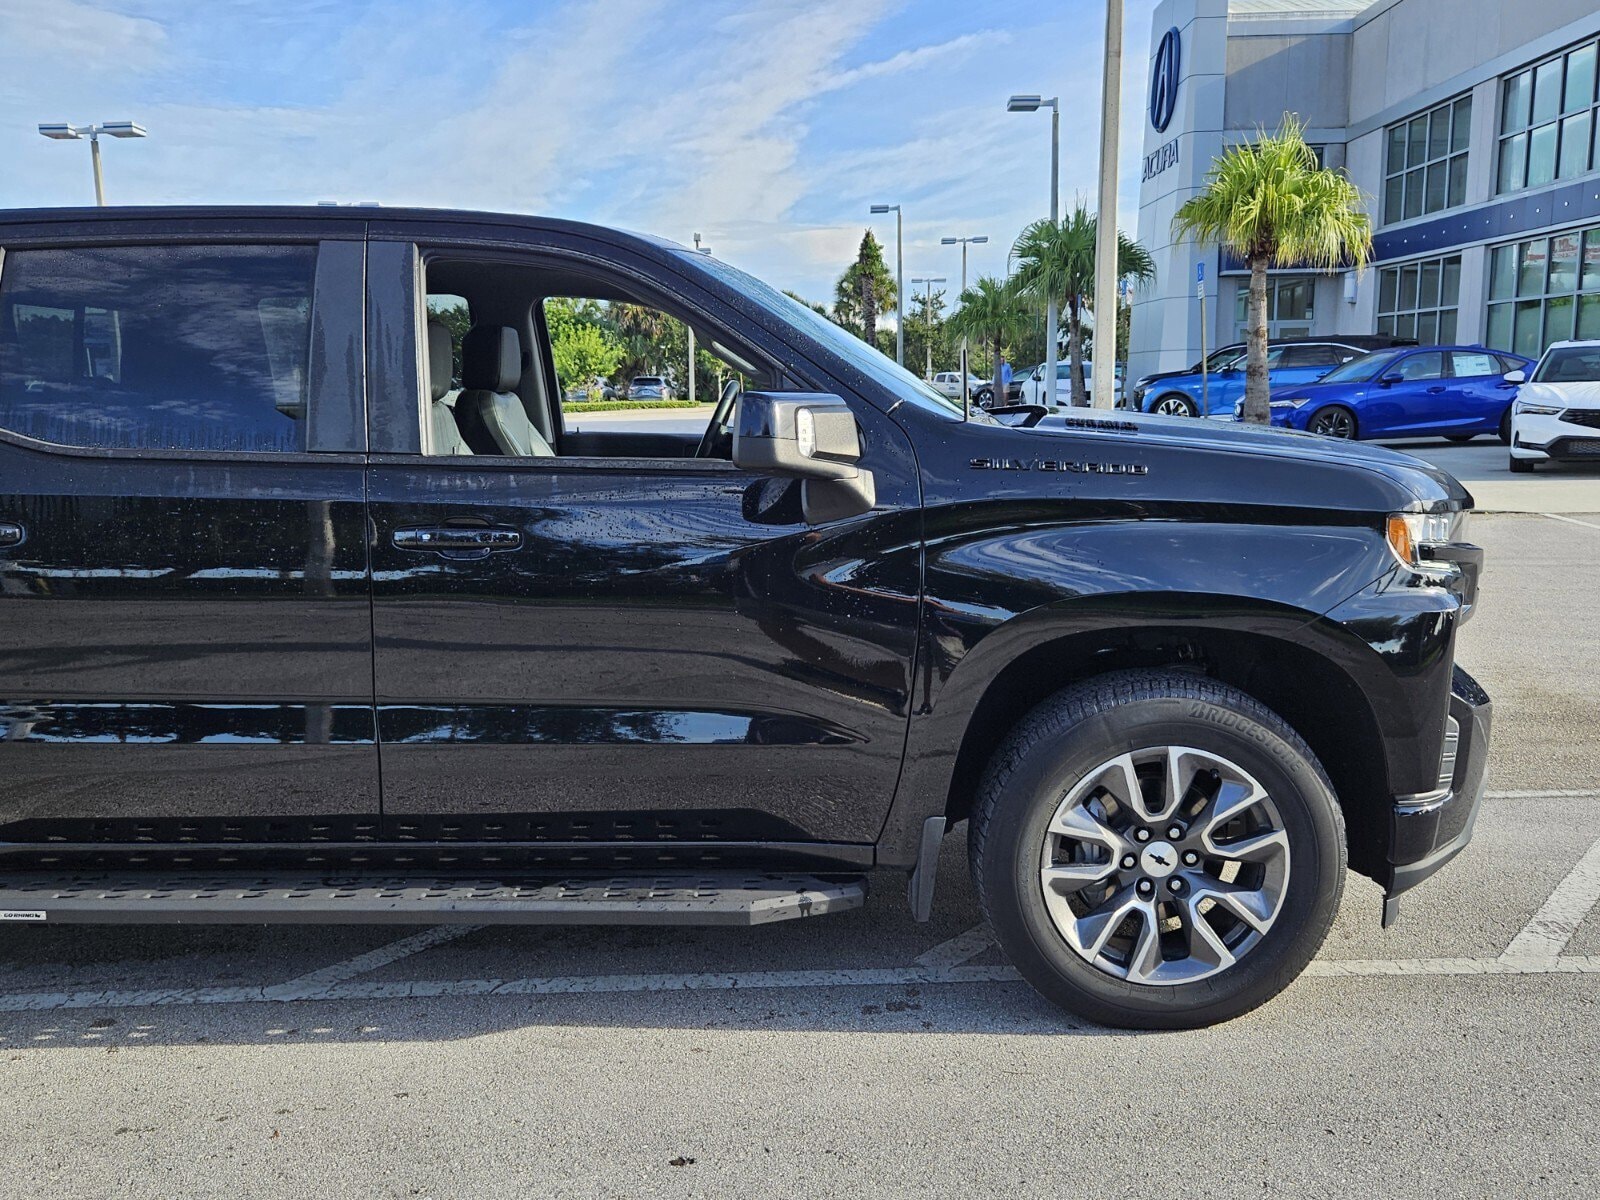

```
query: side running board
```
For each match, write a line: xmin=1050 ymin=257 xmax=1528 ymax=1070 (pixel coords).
xmin=0 ymin=872 xmax=868 ymax=927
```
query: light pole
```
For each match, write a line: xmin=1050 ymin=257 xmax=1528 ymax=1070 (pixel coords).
xmin=870 ymin=204 xmax=904 ymax=367
xmin=910 ymin=276 xmax=945 ymax=382
xmin=1008 ymin=95 xmax=1060 ymax=404
xmin=940 ymin=235 xmax=987 ymax=416
xmin=38 ymin=121 xmax=146 ymax=206
xmin=689 ymin=233 xmax=712 ymax=405
xmin=1092 ymin=0 xmax=1124 ymax=411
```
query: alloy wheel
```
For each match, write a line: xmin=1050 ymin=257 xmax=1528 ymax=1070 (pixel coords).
xmin=1038 ymin=747 xmax=1291 ymax=986
xmin=1310 ymin=409 xmax=1355 ymax=438
xmin=1154 ymin=396 xmax=1195 ymax=417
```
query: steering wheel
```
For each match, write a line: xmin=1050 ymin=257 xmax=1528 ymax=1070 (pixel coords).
xmin=695 ymin=378 xmax=742 ymax=459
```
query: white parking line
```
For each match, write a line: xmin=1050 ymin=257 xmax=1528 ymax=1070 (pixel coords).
xmin=1 ymin=956 xmax=1597 ymax=1014
xmin=265 ymin=924 xmax=483 ymax=997
xmin=1540 ymin=513 xmax=1600 ymax=532
xmin=1487 ymin=788 xmax=1600 ymax=799
xmin=912 ymin=924 xmax=994 ymax=969
xmin=1500 ymin=833 xmax=1600 ymax=963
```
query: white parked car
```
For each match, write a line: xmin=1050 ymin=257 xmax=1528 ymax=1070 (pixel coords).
xmin=1016 ymin=361 xmax=1124 ymax=406
xmin=1506 ymin=340 xmax=1600 ymax=473
xmin=931 ymin=371 xmax=988 ymax=401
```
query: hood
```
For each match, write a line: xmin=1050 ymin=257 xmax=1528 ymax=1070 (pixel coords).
xmin=1021 ymin=408 xmax=1473 ymax=511
xmin=1519 ymin=380 xmax=1600 ymax=409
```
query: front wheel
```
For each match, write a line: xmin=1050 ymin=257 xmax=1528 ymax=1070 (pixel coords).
xmin=1499 ymin=408 xmax=1513 ymax=445
xmin=1152 ymin=394 xmax=1199 ymax=418
xmin=1509 ymin=454 xmax=1536 ymax=473
xmin=969 ymin=671 xmax=1346 ymax=1029
xmin=1308 ymin=405 xmax=1357 ymax=439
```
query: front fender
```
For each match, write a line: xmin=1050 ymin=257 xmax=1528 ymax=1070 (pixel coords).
xmin=876 ymin=506 xmax=1417 ymax=865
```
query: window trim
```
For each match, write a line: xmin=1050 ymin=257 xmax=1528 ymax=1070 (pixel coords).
xmin=1376 ymin=253 xmax=1462 ymax=344
xmin=1496 ymin=36 xmax=1600 ymax=196
xmin=0 ymin=235 xmax=367 ymax=461
xmin=1384 ymin=93 xmax=1472 ymax=225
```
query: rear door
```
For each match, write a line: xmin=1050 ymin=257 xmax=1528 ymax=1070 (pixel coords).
xmin=1448 ymin=349 xmax=1516 ymax=433
xmin=0 ymin=220 xmax=377 ymax=848
xmin=361 ymin=228 xmax=921 ymax=857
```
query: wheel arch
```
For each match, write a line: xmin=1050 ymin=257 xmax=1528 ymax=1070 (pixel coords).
xmin=938 ymin=620 xmax=1393 ymax=883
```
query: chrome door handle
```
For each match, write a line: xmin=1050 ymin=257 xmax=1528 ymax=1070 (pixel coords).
xmin=0 ymin=522 xmax=25 ymax=549
xmin=392 ymin=525 xmax=522 ymax=561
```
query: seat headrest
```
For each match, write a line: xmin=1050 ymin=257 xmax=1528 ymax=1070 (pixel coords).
xmin=462 ymin=325 xmax=522 ymax=392
xmin=426 ymin=322 xmax=453 ymax=402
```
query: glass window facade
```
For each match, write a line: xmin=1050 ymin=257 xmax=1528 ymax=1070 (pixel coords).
xmin=1377 ymin=255 xmax=1462 ymax=343
xmin=1385 ymin=95 xmax=1471 ymax=223
xmin=1498 ymin=38 xmax=1600 ymax=194
xmin=1486 ymin=227 xmax=1600 ymax=356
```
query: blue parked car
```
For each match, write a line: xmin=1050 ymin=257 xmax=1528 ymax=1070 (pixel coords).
xmin=1134 ymin=338 xmax=1397 ymax=418
xmin=1260 ymin=345 xmax=1533 ymax=442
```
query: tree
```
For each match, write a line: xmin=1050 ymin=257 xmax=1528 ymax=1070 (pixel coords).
xmin=833 ymin=230 xmax=896 ymax=346
xmin=1013 ymin=205 xmax=1155 ymax=407
xmin=947 ymin=276 xmax=1031 ymax=409
xmin=906 ymin=286 xmax=954 ymax=379
xmin=1172 ymin=113 xmax=1371 ymax=423
xmin=551 ymin=321 xmax=624 ymax=396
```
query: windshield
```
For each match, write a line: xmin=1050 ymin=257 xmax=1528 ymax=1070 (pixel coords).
xmin=1533 ymin=345 xmax=1600 ymax=383
xmin=683 ymin=251 xmax=965 ymax=420
xmin=1318 ymin=348 xmax=1404 ymax=385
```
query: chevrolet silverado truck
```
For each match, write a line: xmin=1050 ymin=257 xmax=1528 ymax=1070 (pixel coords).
xmin=0 ymin=207 xmax=1489 ymax=1029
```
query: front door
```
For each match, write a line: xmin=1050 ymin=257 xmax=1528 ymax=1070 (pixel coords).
xmin=362 ymin=234 xmax=921 ymax=858
xmin=0 ymin=228 xmax=378 ymax=847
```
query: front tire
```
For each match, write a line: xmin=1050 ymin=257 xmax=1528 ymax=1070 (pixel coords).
xmin=1509 ymin=454 xmax=1536 ymax=473
xmin=1308 ymin=405 xmax=1357 ymax=439
xmin=1152 ymin=393 xmax=1199 ymax=418
xmin=969 ymin=671 xmax=1346 ymax=1029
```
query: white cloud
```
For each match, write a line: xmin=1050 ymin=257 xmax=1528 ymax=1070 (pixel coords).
xmin=0 ymin=0 xmax=1168 ymax=302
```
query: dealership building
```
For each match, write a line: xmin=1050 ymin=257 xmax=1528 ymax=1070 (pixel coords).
xmin=1130 ymin=0 xmax=1600 ymax=380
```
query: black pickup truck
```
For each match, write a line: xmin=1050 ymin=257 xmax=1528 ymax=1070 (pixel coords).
xmin=0 ymin=207 xmax=1489 ymax=1028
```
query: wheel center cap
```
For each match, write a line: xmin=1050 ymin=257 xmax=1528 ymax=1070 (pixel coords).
xmin=1140 ymin=841 xmax=1178 ymax=879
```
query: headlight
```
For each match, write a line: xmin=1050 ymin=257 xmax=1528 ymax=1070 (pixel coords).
xmin=1386 ymin=511 xmax=1466 ymax=570
xmin=1269 ymin=397 xmax=1310 ymax=409
xmin=1514 ymin=399 xmax=1563 ymax=416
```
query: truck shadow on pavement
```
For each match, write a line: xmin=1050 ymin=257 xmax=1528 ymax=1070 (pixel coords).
xmin=0 ymin=840 xmax=1151 ymax=1045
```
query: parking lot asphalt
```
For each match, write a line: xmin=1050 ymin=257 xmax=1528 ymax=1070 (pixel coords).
xmin=1 ymin=513 xmax=1597 ymax=1199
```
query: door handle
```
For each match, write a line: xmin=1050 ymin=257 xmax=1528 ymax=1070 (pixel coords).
xmin=392 ymin=525 xmax=522 ymax=561
xmin=1426 ymin=386 xmax=1446 ymax=394
xmin=0 ymin=521 xmax=25 ymax=549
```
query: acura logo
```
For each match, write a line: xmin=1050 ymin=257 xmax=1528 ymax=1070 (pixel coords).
xmin=1150 ymin=26 xmax=1181 ymax=133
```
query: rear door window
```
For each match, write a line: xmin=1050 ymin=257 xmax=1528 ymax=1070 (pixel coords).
xmin=1393 ymin=352 xmax=1445 ymax=381
xmin=0 ymin=244 xmax=317 ymax=452
xmin=1451 ymin=351 xmax=1498 ymax=378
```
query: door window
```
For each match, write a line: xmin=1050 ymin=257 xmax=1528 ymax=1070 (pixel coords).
xmin=1451 ymin=351 xmax=1498 ymax=378
xmin=0 ymin=244 xmax=317 ymax=452
xmin=1393 ymin=352 xmax=1445 ymax=381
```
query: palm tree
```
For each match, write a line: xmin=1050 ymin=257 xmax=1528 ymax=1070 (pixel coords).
xmin=1172 ymin=114 xmax=1372 ymax=424
xmin=1013 ymin=205 xmax=1155 ymax=407
xmin=947 ymin=276 xmax=1031 ymax=410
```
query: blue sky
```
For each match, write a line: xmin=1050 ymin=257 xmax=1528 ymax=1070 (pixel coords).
xmin=0 ymin=0 xmax=1161 ymax=306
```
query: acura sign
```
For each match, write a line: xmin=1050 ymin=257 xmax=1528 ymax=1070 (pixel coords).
xmin=1150 ymin=26 xmax=1181 ymax=132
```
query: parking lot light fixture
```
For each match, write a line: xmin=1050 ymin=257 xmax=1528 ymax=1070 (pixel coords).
xmin=941 ymin=236 xmax=989 ymax=415
xmin=37 ymin=120 xmax=147 ymax=206
xmin=870 ymin=204 xmax=905 ymax=367
xmin=1009 ymin=94 xmax=1060 ymax=405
